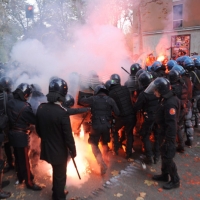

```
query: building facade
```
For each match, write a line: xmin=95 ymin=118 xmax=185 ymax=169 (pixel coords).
xmin=132 ymin=0 xmax=200 ymax=64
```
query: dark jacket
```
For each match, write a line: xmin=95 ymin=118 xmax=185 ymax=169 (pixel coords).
xmin=109 ymin=84 xmax=134 ymax=117
xmin=36 ymin=102 xmax=76 ymax=165
xmin=7 ymin=96 xmax=35 ymax=147
xmin=80 ymin=93 xmax=120 ymax=128
xmin=133 ymin=90 xmax=159 ymax=116
xmin=156 ymin=91 xmax=180 ymax=141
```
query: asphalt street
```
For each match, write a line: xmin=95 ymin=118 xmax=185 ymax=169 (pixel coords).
xmin=2 ymin=127 xmax=200 ymax=200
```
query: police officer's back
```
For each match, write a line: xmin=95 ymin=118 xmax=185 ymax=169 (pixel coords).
xmin=7 ymin=83 xmax=42 ymax=191
xmin=109 ymin=74 xmax=136 ymax=159
xmin=79 ymin=84 xmax=119 ymax=175
xmin=36 ymin=78 xmax=76 ymax=199
xmin=133 ymin=71 xmax=159 ymax=164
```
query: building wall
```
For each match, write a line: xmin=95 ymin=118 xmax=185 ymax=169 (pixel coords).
xmin=132 ymin=0 xmax=200 ymax=58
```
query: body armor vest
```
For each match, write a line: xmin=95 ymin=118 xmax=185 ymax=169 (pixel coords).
xmin=109 ymin=85 xmax=133 ymax=117
xmin=143 ymin=92 xmax=159 ymax=113
xmin=91 ymin=96 xmax=112 ymax=118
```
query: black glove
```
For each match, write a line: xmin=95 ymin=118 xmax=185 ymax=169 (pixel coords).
xmin=70 ymin=147 xmax=77 ymax=158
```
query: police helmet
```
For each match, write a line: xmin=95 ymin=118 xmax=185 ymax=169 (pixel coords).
xmin=151 ymin=61 xmax=162 ymax=72
xmin=176 ymin=56 xmax=189 ymax=66
xmin=135 ymin=69 xmax=145 ymax=79
xmin=167 ymin=60 xmax=177 ymax=70
xmin=49 ymin=77 xmax=68 ymax=97
xmin=172 ymin=65 xmax=186 ymax=76
xmin=110 ymin=74 xmax=121 ymax=85
xmin=17 ymin=83 xmax=33 ymax=98
xmin=194 ymin=57 xmax=200 ymax=70
xmin=168 ymin=69 xmax=181 ymax=84
xmin=94 ymin=84 xmax=108 ymax=95
xmin=138 ymin=71 xmax=153 ymax=88
xmin=0 ymin=76 xmax=13 ymax=92
xmin=183 ymin=58 xmax=195 ymax=71
xmin=130 ymin=63 xmax=141 ymax=76
xmin=145 ymin=77 xmax=170 ymax=96
xmin=105 ymin=80 xmax=112 ymax=90
xmin=63 ymin=94 xmax=75 ymax=108
xmin=146 ymin=66 xmax=152 ymax=72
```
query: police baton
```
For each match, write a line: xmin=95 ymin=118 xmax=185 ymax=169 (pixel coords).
xmin=121 ymin=66 xmax=130 ymax=75
xmin=70 ymin=152 xmax=81 ymax=180
xmin=77 ymin=112 xmax=89 ymax=131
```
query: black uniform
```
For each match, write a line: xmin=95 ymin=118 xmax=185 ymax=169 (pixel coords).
xmin=156 ymin=91 xmax=180 ymax=183
xmin=80 ymin=92 xmax=119 ymax=174
xmin=171 ymin=80 xmax=188 ymax=151
xmin=133 ymin=90 xmax=159 ymax=163
xmin=182 ymin=74 xmax=194 ymax=146
xmin=0 ymin=90 xmax=11 ymax=198
xmin=190 ymin=69 xmax=200 ymax=127
xmin=36 ymin=102 xmax=76 ymax=200
xmin=109 ymin=84 xmax=136 ymax=159
xmin=7 ymin=94 xmax=36 ymax=187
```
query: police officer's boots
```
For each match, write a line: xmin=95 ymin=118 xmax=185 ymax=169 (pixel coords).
xmin=163 ymin=176 xmax=180 ymax=190
xmin=185 ymin=138 xmax=193 ymax=147
xmin=0 ymin=160 xmax=11 ymax=199
xmin=152 ymin=174 xmax=169 ymax=182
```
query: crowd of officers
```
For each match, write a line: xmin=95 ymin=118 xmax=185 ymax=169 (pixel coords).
xmin=0 ymin=55 xmax=199 ymax=199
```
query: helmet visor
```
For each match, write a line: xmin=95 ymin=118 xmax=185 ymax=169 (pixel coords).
xmin=144 ymin=80 xmax=157 ymax=94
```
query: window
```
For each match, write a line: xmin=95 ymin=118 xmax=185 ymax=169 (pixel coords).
xmin=173 ymin=4 xmax=183 ymax=29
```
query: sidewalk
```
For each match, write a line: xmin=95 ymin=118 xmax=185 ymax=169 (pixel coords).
xmin=2 ymin=128 xmax=200 ymax=200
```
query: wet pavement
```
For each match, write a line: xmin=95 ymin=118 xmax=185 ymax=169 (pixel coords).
xmin=2 ymin=128 xmax=200 ymax=200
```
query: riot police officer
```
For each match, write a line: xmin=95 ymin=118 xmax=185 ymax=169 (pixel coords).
xmin=109 ymin=74 xmax=136 ymax=160
xmin=181 ymin=58 xmax=195 ymax=147
xmin=145 ymin=77 xmax=180 ymax=190
xmin=133 ymin=72 xmax=159 ymax=164
xmin=0 ymin=77 xmax=14 ymax=173
xmin=190 ymin=57 xmax=200 ymax=127
xmin=7 ymin=83 xmax=43 ymax=191
xmin=0 ymin=80 xmax=11 ymax=199
xmin=125 ymin=63 xmax=141 ymax=103
xmin=168 ymin=69 xmax=188 ymax=153
xmin=79 ymin=84 xmax=119 ymax=175
xmin=36 ymin=78 xmax=76 ymax=199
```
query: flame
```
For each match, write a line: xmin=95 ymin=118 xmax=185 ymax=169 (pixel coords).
xmin=41 ymin=128 xmax=96 ymax=188
xmin=79 ymin=124 xmax=84 ymax=139
xmin=157 ymin=55 xmax=165 ymax=62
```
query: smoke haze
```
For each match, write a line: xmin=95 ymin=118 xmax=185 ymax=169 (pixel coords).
xmin=7 ymin=0 xmax=132 ymax=95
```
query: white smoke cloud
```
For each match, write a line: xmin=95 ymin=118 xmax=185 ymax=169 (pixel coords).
xmin=8 ymin=0 xmax=132 ymax=94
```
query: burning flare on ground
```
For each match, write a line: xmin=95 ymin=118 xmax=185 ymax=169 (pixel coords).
xmin=37 ymin=125 xmax=99 ymax=188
